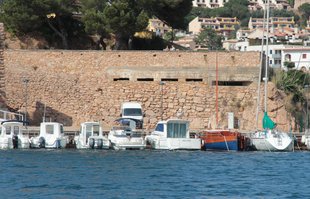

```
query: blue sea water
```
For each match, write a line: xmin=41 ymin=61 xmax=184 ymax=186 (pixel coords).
xmin=0 ymin=150 xmax=309 ymax=199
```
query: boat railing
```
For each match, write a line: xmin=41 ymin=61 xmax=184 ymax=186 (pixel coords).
xmin=0 ymin=110 xmax=24 ymax=121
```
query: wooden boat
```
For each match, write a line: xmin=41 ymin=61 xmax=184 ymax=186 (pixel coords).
xmin=200 ymin=130 xmax=240 ymax=151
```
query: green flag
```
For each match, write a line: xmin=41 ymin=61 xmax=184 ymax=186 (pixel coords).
xmin=263 ymin=112 xmax=276 ymax=129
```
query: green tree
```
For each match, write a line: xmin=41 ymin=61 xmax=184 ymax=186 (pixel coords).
xmin=299 ymin=3 xmax=310 ymax=26
xmin=80 ymin=0 xmax=192 ymax=50
xmin=287 ymin=0 xmax=294 ymax=7
xmin=186 ymin=0 xmax=249 ymax=27
xmin=0 ymin=0 xmax=83 ymax=49
xmin=140 ymin=0 xmax=192 ymax=30
xmin=103 ymin=0 xmax=148 ymax=50
xmin=274 ymin=70 xmax=310 ymax=131
xmin=194 ymin=27 xmax=223 ymax=50
xmin=185 ymin=7 xmax=213 ymax=23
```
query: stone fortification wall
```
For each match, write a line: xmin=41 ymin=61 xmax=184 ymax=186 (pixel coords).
xmin=3 ymin=50 xmax=291 ymax=131
xmin=0 ymin=24 xmax=6 ymax=108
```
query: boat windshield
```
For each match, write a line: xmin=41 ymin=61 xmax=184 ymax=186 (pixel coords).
xmin=13 ymin=126 xmax=19 ymax=135
xmin=86 ymin=125 xmax=92 ymax=139
xmin=167 ymin=123 xmax=187 ymax=138
xmin=124 ymin=108 xmax=142 ymax=116
xmin=112 ymin=126 xmax=131 ymax=131
xmin=155 ymin=124 xmax=164 ymax=132
xmin=46 ymin=125 xmax=54 ymax=134
xmin=93 ymin=125 xmax=100 ymax=136
xmin=60 ymin=125 xmax=64 ymax=134
xmin=5 ymin=126 xmax=11 ymax=135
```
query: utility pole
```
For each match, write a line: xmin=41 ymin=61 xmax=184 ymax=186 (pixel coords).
xmin=23 ymin=78 xmax=29 ymax=124
xmin=160 ymin=81 xmax=165 ymax=120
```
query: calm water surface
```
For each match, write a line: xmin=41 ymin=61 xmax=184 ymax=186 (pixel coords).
xmin=0 ymin=150 xmax=309 ymax=199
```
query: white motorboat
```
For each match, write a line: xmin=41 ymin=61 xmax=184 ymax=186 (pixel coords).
xmin=145 ymin=119 xmax=201 ymax=150
xmin=108 ymin=118 xmax=146 ymax=150
xmin=0 ymin=121 xmax=30 ymax=149
xmin=301 ymin=133 xmax=310 ymax=150
xmin=251 ymin=129 xmax=293 ymax=151
xmin=75 ymin=122 xmax=110 ymax=149
xmin=29 ymin=122 xmax=67 ymax=149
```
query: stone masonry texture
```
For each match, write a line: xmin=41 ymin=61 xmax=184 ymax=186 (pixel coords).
xmin=0 ymin=25 xmax=292 ymax=131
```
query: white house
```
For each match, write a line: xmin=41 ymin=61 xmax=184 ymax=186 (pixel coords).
xmin=282 ymin=47 xmax=310 ymax=71
xmin=192 ymin=0 xmax=228 ymax=8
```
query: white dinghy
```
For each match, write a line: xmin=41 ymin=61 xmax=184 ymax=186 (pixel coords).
xmin=75 ymin=122 xmax=110 ymax=149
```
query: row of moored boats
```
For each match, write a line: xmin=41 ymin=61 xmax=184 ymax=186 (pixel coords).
xmin=0 ymin=116 xmax=308 ymax=151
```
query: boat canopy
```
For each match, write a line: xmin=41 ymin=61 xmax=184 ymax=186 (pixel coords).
xmin=263 ymin=112 xmax=276 ymax=130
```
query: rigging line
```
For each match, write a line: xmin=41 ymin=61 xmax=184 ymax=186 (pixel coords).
xmin=264 ymin=0 xmax=271 ymax=113
xmin=255 ymin=3 xmax=267 ymax=130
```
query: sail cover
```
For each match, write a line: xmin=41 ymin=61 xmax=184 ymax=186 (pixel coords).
xmin=263 ymin=112 xmax=276 ymax=129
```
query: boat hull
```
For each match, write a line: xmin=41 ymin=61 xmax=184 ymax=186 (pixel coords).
xmin=30 ymin=137 xmax=67 ymax=149
xmin=146 ymin=136 xmax=201 ymax=150
xmin=75 ymin=137 xmax=110 ymax=149
xmin=0 ymin=137 xmax=29 ymax=149
xmin=109 ymin=134 xmax=146 ymax=150
xmin=201 ymin=131 xmax=239 ymax=151
xmin=251 ymin=130 xmax=293 ymax=151
xmin=204 ymin=140 xmax=238 ymax=151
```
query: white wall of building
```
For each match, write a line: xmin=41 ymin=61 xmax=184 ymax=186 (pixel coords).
xmin=188 ymin=17 xmax=201 ymax=35
xmin=282 ymin=48 xmax=310 ymax=71
xmin=247 ymin=45 xmax=285 ymax=69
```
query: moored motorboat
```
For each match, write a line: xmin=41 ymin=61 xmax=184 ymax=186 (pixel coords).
xmin=145 ymin=119 xmax=201 ymax=150
xmin=301 ymin=133 xmax=310 ymax=150
xmin=0 ymin=120 xmax=30 ymax=149
xmin=75 ymin=122 xmax=110 ymax=149
xmin=29 ymin=122 xmax=67 ymax=149
xmin=108 ymin=118 xmax=146 ymax=150
xmin=200 ymin=130 xmax=240 ymax=151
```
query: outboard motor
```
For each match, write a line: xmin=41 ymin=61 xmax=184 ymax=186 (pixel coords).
xmin=12 ymin=135 xmax=18 ymax=149
xmin=89 ymin=138 xmax=95 ymax=149
xmin=38 ymin=137 xmax=46 ymax=148
xmin=97 ymin=139 xmax=103 ymax=149
xmin=55 ymin=140 xmax=61 ymax=148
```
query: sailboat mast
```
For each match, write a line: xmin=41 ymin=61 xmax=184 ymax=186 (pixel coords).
xmin=255 ymin=4 xmax=267 ymax=130
xmin=216 ymin=51 xmax=219 ymax=127
xmin=264 ymin=0 xmax=271 ymax=113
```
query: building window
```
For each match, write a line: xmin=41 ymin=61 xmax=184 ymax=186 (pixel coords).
xmin=303 ymin=54 xmax=307 ymax=59
xmin=285 ymin=54 xmax=291 ymax=61
xmin=270 ymin=60 xmax=272 ymax=65
xmin=270 ymin=50 xmax=272 ymax=54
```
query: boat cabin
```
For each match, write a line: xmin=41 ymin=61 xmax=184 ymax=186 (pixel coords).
xmin=153 ymin=119 xmax=189 ymax=138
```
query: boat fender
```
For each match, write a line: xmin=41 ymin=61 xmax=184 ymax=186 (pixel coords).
xmin=89 ymin=138 xmax=95 ymax=149
xmin=38 ymin=137 xmax=46 ymax=148
xmin=201 ymin=139 xmax=204 ymax=147
xmin=97 ymin=139 xmax=103 ymax=149
xmin=12 ymin=135 xmax=18 ymax=149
